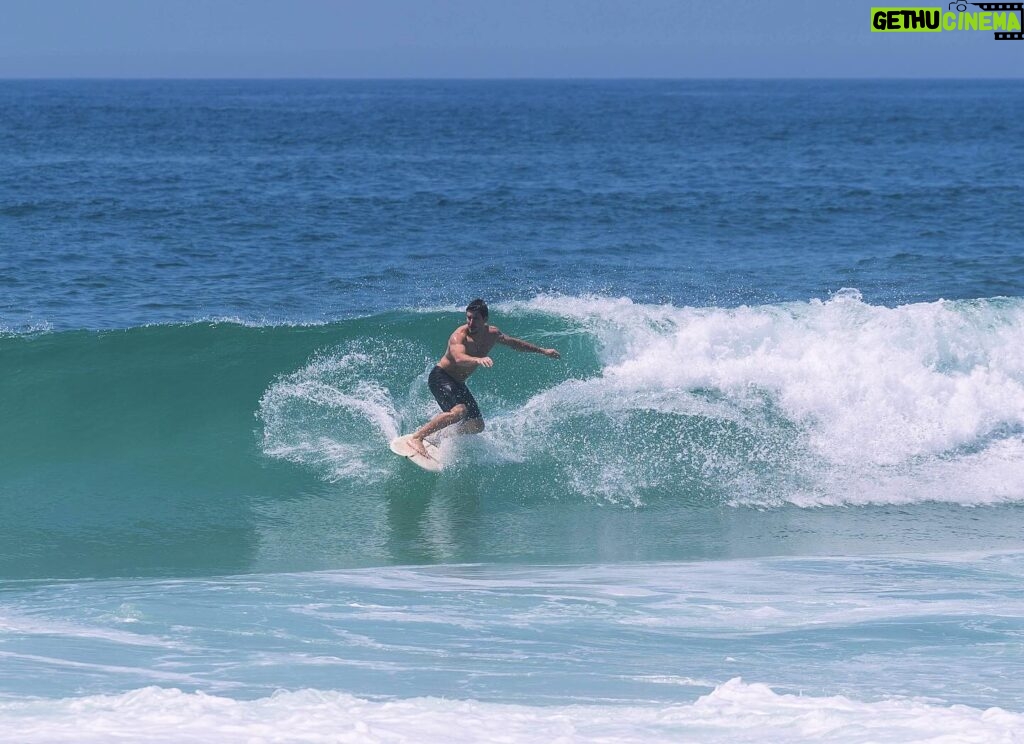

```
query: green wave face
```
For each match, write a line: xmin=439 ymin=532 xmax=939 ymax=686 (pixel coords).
xmin=0 ymin=311 xmax=599 ymax=578
xmin=0 ymin=321 xmax=338 ymax=578
xmin=4 ymin=295 xmax=1024 ymax=579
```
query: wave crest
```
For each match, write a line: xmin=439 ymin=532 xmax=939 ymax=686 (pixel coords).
xmin=260 ymin=293 xmax=1024 ymax=507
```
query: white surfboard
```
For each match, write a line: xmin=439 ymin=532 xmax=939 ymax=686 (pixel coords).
xmin=389 ymin=434 xmax=443 ymax=472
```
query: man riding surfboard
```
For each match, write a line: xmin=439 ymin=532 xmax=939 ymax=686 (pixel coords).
xmin=408 ymin=298 xmax=560 ymax=459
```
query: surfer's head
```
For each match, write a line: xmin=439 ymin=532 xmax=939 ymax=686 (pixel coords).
xmin=466 ymin=299 xmax=488 ymax=320
xmin=466 ymin=298 xmax=488 ymax=332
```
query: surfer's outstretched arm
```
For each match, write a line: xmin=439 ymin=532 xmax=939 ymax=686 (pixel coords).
xmin=496 ymin=332 xmax=560 ymax=359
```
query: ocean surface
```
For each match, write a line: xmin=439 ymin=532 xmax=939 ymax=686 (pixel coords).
xmin=1 ymin=79 xmax=1023 ymax=742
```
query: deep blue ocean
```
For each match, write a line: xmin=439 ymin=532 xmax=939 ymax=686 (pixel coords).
xmin=1 ymin=80 xmax=1023 ymax=742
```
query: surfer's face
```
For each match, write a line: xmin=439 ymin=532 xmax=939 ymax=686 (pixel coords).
xmin=466 ymin=310 xmax=486 ymax=333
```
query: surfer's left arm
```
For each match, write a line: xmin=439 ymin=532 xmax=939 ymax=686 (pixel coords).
xmin=496 ymin=331 xmax=560 ymax=359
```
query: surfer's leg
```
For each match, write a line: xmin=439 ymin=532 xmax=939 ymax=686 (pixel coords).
xmin=411 ymin=404 xmax=468 ymax=456
xmin=412 ymin=367 xmax=483 ymax=455
xmin=458 ymin=417 xmax=484 ymax=435
xmin=452 ymin=386 xmax=483 ymax=434
xmin=455 ymin=393 xmax=484 ymax=435
xmin=410 ymin=367 xmax=468 ymax=455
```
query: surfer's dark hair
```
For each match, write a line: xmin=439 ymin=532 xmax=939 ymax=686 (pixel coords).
xmin=466 ymin=298 xmax=488 ymax=319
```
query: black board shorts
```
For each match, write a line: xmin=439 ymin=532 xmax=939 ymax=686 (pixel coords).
xmin=428 ymin=366 xmax=482 ymax=420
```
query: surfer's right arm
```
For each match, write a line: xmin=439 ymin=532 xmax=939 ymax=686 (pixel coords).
xmin=447 ymin=334 xmax=494 ymax=368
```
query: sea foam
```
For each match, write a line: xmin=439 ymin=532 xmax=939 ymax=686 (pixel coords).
xmin=503 ymin=292 xmax=1024 ymax=506
xmin=259 ymin=292 xmax=1024 ymax=507
xmin=0 ymin=679 xmax=1018 ymax=744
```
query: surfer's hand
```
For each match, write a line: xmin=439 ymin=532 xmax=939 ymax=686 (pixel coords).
xmin=477 ymin=356 xmax=494 ymax=368
xmin=544 ymin=348 xmax=561 ymax=360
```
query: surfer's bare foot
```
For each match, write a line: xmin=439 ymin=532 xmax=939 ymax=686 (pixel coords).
xmin=408 ymin=436 xmax=428 ymax=458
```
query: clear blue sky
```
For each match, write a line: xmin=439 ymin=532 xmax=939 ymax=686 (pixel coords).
xmin=1 ymin=0 xmax=1021 ymax=78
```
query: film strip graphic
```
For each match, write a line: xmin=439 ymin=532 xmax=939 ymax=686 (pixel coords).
xmin=968 ymin=2 xmax=1024 ymax=38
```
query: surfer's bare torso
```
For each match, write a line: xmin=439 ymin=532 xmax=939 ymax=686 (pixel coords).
xmin=437 ymin=316 xmax=501 ymax=381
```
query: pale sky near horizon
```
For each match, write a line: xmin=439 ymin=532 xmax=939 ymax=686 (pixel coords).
xmin=1 ymin=0 xmax=1022 ymax=78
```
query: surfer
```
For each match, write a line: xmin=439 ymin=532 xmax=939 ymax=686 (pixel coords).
xmin=408 ymin=298 xmax=560 ymax=458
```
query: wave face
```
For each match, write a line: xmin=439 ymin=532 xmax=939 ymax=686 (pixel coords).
xmin=261 ymin=291 xmax=1024 ymax=507
xmin=3 ymin=293 xmax=1024 ymax=578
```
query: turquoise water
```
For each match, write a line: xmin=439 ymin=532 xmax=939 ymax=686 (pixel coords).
xmin=4 ymin=301 xmax=1024 ymax=579
xmin=2 ymin=80 xmax=1023 ymax=742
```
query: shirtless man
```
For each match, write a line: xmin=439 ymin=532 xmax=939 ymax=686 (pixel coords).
xmin=409 ymin=298 xmax=560 ymax=457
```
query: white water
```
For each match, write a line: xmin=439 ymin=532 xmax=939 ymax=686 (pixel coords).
xmin=510 ymin=291 xmax=1024 ymax=506
xmin=0 ymin=679 xmax=1019 ymax=744
xmin=258 ymin=292 xmax=1024 ymax=507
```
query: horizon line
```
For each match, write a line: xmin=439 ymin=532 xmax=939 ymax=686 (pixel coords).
xmin=2 ymin=75 xmax=1024 ymax=82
